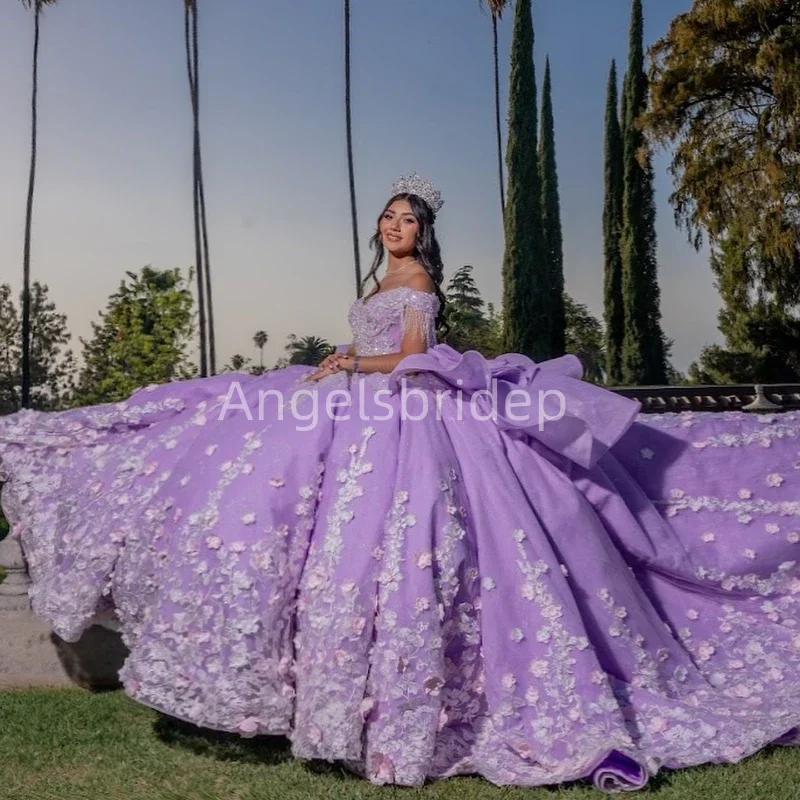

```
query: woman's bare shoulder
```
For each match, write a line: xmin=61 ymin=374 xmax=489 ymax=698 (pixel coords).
xmin=403 ymin=271 xmax=436 ymax=294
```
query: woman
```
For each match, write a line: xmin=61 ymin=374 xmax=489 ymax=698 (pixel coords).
xmin=1 ymin=173 xmax=798 ymax=791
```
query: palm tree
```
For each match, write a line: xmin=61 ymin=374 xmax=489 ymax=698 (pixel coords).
xmin=344 ymin=0 xmax=362 ymax=297
xmin=184 ymin=1 xmax=216 ymax=375
xmin=193 ymin=1 xmax=216 ymax=375
xmin=253 ymin=330 xmax=268 ymax=371
xmin=285 ymin=335 xmax=334 ymax=366
xmin=479 ymin=0 xmax=509 ymax=223
xmin=19 ymin=0 xmax=59 ymax=409
xmin=224 ymin=353 xmax=251 ymax=372
xmin=184 ymin=1 xmax=206 ymax=377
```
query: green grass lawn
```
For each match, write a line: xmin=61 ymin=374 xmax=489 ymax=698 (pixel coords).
xmin=1 ymin=688 xmax=798 ymax=800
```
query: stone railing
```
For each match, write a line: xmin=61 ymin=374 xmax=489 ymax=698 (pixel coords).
xmin=610 ymin=383 xmax=800 ymax=413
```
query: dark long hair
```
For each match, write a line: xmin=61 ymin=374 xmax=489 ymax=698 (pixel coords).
xmin=361 ymin=193 xmax=449 ymax=335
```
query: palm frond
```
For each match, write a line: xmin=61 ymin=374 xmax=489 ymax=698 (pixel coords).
xmin=478 ymin=0 xmax=510 ymax=19
xmin=285 ymin=335 xmax=333 ymax=366
xmin=19 ymin=0 xmax=60 ymax=9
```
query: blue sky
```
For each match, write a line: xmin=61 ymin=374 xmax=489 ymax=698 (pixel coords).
xmin=0 ymin=0 xmax=718 ymax=372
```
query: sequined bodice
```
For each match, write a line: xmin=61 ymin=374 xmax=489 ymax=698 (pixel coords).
xmin=347 ymin=286 xmax=439 ymax=356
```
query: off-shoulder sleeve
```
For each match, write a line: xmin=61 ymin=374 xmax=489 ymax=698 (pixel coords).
xmin=400 ymin=289 xmax=439 ymax=349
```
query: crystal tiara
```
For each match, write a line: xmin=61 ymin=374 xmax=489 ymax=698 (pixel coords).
xmin=389 ymin=172 xmax=444 ymax=215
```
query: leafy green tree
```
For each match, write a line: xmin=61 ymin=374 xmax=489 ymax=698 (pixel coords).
xmin=603 ymin=59 xmax=624 ymax=385
xmin=0 ymin=277 xmax=73 ymax=551
xmin=0 ymin=285 xmax=21 ymax=414
xmin=689 ymin=314 xmax=800 ymax=384
xmin=443 ymin=266 xmax=488 ymax=353
xmin=662 ymin=337 xmax=685 ymax=386
xmin=0 ymin=282 xmax=75 ymax=413
xmin=564 ymin=294 xmax=605 ymax=385
xmin=688 ymin=224 xmax=800 ymax=384
xmin=441 ymin=267 xmax=510 ymax=358
xmin=28 ymin=282 xmax=76 ymax=409
xmin=502 ymin=0 xmax=549 ymax=360
xmin=539 ymin=57 xmax=566 ymax=357
xmin=620 ymin=0 xmax=667 ymax=385
xmin=73 ymin=267 xmax=196 ymax=405
xmin=645 ymin=0 xmax=800 ymax=278
xmin=645 ymin=0 xmax=800 ymax=383
xmin=481 ymin=302 xmax=505 ymax=358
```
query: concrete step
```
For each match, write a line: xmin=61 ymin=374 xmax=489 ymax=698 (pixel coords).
xmin=0 ymin=607 xmax=128 ymax=691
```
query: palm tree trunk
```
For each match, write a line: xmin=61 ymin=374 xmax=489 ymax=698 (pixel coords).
xmin=21 ymin=2 xmax=43 ymax=409
xmin=185 ymin=3 xmax=207 ymax=377
xmin=344 ymin=0 xmax=362 ymax=298
xmin=198 ymin=180 xmax=215 ymax=374
xmin=192 ymin=2 xmax=216 ymax=375
xmin=492 ymin=12 xmax=505 ymax=224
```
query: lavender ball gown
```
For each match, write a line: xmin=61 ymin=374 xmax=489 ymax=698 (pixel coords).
xmin=1 ymin=285 xmax=799 ymax=790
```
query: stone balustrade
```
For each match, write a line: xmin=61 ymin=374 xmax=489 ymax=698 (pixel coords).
xmin=610 ymin=382 xmax=798 ymax=413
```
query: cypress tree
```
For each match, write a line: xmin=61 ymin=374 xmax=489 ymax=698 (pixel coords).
xmin=620 ymin=0 xmax=667 ymax=384
xmin=620 ymin=69 xmax=629 ymax=143
xmin=603 ymin=60 xmax=624 ymax=384
xmin=539 ymin=57 xmax=565 ymax=357
xmin=502 ymin=0 xmax=549 ymax=360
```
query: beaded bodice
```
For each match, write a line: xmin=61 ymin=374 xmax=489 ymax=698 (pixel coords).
xmin=347 ymin=286 xmax=439 ymax=356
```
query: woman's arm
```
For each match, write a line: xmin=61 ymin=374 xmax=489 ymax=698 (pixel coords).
xmin=303 ymin=343 xmax=353 ymax=382
xmin=337 ymin=351 xmax=411 ymax=375
xmin=311 ymin=312 xmax=428 ymax=378
xmin=337 ymin=275 xmax=433 ymax=373
xmin=307 ymin=276 xmax=436 ymax=380
xmin=337 ymin=283 xmax=434 ymax=374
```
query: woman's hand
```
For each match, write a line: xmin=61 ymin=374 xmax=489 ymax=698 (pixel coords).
xmin=317 ymin=353 xmax=359 ymax=373
xmin=304 ymin=354 xmax=344 ymax=383
xmin=317 ymin=353 xmax=341 ymax=372
xmin=303 ymin=354 xmax=357 ymax=382
xmin=334 ymin=356 xmax=355 ymax=373
xmin=303 ymin=368 xmax=328 ymax=383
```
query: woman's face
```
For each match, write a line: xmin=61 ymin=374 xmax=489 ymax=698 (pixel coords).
xmin=379 ymin=199 xmax=419 ymax=256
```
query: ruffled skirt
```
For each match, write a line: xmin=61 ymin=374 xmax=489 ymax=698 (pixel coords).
xmin=1 ymin=345 xmax=798 ymax=789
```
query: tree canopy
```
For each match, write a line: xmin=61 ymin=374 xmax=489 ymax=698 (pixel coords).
xmin=0 ymin=282 xmax=74 ymax=413
xmin=73 ymin=267 xmax=196 ymax=405
xmin=645 ymin=0 xmax=800 ymax=299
